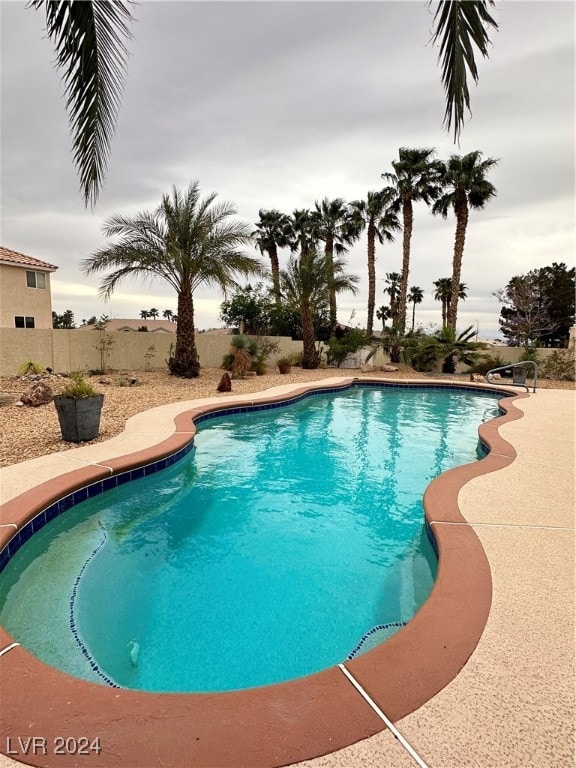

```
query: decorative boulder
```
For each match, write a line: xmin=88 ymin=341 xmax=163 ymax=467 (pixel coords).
xmin=217 ymin=372 xmax=232 ymax=392
xmin=20 ymin=382 xmax=54 ymax=407
xmin=381 ymin=365 xmax=399 ymax=373
xmin=469 ymin=373 xmax=484 ymax=382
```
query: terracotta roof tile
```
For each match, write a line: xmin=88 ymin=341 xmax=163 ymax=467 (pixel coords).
xmin=0 ymin=246 xmax=58 ymax=271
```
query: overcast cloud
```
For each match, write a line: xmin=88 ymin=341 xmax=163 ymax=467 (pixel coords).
xmin=1 ymin=1 xmax=574 ymax=335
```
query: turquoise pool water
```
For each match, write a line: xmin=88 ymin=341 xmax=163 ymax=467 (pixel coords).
xmin=0 ymin=385 xmax=500 ymax=692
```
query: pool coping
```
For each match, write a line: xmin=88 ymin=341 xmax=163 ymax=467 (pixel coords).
xmin=0 ymin=377 xmax=528 ymax=768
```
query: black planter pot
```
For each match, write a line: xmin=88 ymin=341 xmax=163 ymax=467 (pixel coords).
xmin=54 ymin=395 xmax=104 ymax=442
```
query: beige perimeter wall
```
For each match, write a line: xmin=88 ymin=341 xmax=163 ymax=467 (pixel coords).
xmin=0 ymin=328 xmax=563 ymax=376
xmin=0 ymin=329 xmax=302 ymax=375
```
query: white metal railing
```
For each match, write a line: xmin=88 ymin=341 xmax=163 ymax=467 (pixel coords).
xmin=486 ymin=361 xmax=538 ymax=393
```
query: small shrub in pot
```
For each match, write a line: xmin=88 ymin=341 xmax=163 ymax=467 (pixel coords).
xmin=53 ymin=373 xmax=104 ymax=442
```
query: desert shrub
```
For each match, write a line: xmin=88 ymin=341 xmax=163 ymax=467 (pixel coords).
xmin=326 ymin=329 xmax=369 ymax=367
xmin=18 ymin=360 xmax=44 ymax=375
xmin=541 ymin=349 xmax=575 ymax=381
xmin=518 ymin=346 xmax=540 ymax=364
xmin=222 ymin=335 xmax=279 ymax=377
xmin=469 ymin=353 xmax=512 ymax=376
xmin=60 ymin=372 xmax=100 ymax=399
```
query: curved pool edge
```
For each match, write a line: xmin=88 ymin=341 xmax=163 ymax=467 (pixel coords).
xmin=0 ymin=376 xmax=529 ymax=768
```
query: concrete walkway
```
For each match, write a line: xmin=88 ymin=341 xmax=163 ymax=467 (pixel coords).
xmin=0 ymin=384 xmax=574 ymax=768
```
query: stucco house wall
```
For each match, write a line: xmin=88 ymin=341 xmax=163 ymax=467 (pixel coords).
xmin=0 ymin=247 xmax=58 ymax=330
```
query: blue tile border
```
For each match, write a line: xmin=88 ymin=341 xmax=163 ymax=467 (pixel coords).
xmin=68 ymin=521 xmax=120 ymax=688
xmin=0 ymin=440 xmax=194 ymax=575
xmin=346 ymin=620 xmax=409 ymax=660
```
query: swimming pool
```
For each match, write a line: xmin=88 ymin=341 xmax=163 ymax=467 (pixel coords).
xmin=0 ymin=383 xmax=501 ymax=693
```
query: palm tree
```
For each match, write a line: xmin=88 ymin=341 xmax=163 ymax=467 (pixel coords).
xmin=431 ymin=1 xmax=498 ymax=142
xmin=311 ymin=198 xmax=359 ymax=334
xmin=29 ymin=0 xmax=134 ymax=207
xmin=252 ymin=209 xmax=293 ymax=308
xmin=349 ymin=189 xmax=400 ymax=337
xmin=408 ymin=286 xmax=424 ymax=331
xmin=384 ymin=272 xmax=402 ymax=327
xmin=140 ymin=309 xmax=149 ymax=320
xmin=149 ymin=307 xmax=159 ymax=319
xmin=291 ymin=209 xmax=316 ymax=258
xmin=27 ymin=1 xmax=496 ymax=210
xmin=434 ymin=325 xmax=486 ymax=374
xmin=382 ymin=147 xmax=444 ymax=332
xmin=375 ymin=305 xmax=393 ymax=334
xmin=433 ymin=278 xmax=468 ymax=328
xmin=82 ymin=181 xmax=264 ymax=378
xmin=162 ymin=309 xmax=173 ymax=321
xmin=433 ymin=151 xmax=498 ymax=330
xmin=280 ymin=251 xmax=359 ymax=369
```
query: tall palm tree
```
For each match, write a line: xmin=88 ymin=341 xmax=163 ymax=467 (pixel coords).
xmin=376 ymin=305 xmax=393 ymax=334
xmin=433 ymin=278 xmax=468 ymax=328
xmin=162 ymin=309 xmax=174 ymax=321
xmin=280 ymin=251 xmax=359 ymax=369
xmin=433 ymin=151 xmax=497 ymax=329
xmin=252 ymin=209 xmax=293 ymax=308
xmin=349 ymin=188 xmax=400 ymax=337
xmin=82 ymin=181 xmax=264 ymax=378
xmin=291 ymin=209 xmax=316 ymax=258
xmin=29 ymin=0 xmax=134 ymax=207
xmin=140 ymin=309 xmax=149 ymax=320
xmin=382 ymin=147 xmax=443 ymax=332
xmin=431 ymin=1 xmax=498 ymax=143
xmin=384 ymin=272 xmax=402 ymax=327
xmin=149 ymin=307 xmax=159 ymax=319
xmin=408 ymin=286 xmax=424 ymax=331
xmin=311 ymin=198 xmax=359 ymax=334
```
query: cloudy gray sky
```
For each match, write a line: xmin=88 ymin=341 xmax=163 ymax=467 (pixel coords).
xmin=1 ymin=1 xmax=574 ymax=336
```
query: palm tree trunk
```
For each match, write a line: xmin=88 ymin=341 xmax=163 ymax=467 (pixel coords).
xmin=301 ymin=299 xmax=318 ymax=369
xmin=170 ymin=286 xmax=200 ymax=378
xmin=448 ymin=196 xmax=469 ymax=330
xmin=398 ymin=198 xmax=413 ymax=333
xmin=442 ymin=299 xmax=448 ymax=329
xmin=268 ymin=244 xmax=281 ymax=308
xmin=411 ymin=300 xmax=416 ymax=331
xmin=325 ymin=234 xmax=337 ymax=335
xmin=366 ymin=221 xmax=376 ymax=336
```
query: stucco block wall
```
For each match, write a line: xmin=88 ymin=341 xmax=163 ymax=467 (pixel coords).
xmin=0 ymin=329 xmax=302 ymax=375
xmin=0 ymin=264 xmax=54 ymax=329
xmin=0 ymin=327 xmax=563 ymax=377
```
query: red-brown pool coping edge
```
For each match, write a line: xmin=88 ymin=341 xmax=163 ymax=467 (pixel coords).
xmin=0 ymin=378 xmax=529 ymax=768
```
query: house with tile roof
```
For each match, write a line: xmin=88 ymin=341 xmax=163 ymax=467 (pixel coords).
xmin=77 ymin=318 xmax=178 ymax=333
xmin=0 ymin=246 xmax=58 ymax=329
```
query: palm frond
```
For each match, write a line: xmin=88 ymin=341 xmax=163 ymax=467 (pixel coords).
xmin=431 ymin=0 xmax=498 ymax=143
xmin=31 ymin=0 xmax=134 ymax=207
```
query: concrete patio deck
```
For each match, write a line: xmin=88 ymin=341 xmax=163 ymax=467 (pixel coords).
xmin=0 ymin=380 xmax=574 ymax=768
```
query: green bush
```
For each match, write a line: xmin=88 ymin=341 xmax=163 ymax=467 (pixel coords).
xmin=326 ymin=328 xmax=369 ymax=367
xmin=60 ymin=372 xmax=100 ymax=399
xmin=541 ymin=349 xmax=575 ymax=381
xmin=469 ymin=353 xmax=512 ymax=376
xmin=519 ymin=346 xmax=541 ymax=364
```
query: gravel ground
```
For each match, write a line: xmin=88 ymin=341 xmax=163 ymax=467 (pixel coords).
xmin=0 ymin=366 xmax=573 ymax=469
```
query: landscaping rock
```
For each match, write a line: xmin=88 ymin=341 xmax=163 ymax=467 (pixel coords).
xmin=381 ymin=365 xmax=399 ymax=372
xmin=19 ymin=381 xmax=54 ymax=407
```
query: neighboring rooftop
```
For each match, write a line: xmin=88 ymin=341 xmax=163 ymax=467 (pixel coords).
xmin=0 ymin=246 xmax=58 ymax=272
xmin=78 ymin=319 xmax=177 ymax=333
